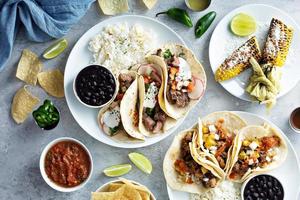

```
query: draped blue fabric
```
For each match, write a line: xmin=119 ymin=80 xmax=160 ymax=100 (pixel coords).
xmin=0 ymin=0 xmax=95 ymax=71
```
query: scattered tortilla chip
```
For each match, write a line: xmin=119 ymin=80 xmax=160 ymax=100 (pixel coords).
xmin=142 ymin=0 xmax=157 ymax=9
xmin=114 ymin=185 xmax=142 ymax=200
xmin=11 ymin=85 xmax=40 ymax=124
xmin=91 ymin=191 xmax=115 ymax=200
xmin=98 ymin=0 xmax=129 ymax=15
xmin=108 ymin=182 xmax=150 ymax=200
xmin=16 ymin=49 xmax=42 ymax=85
xmin=37 ymin=69 xmax=64 ymax=98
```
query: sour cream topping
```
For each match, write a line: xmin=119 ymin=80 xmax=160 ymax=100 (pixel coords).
xmin=103 ymin=106 xmax=121 ymax=128
xmin=177 ymin=57 xmax=192 ymax=81
xmin=143 ymin=82 xmax=158 ymax=108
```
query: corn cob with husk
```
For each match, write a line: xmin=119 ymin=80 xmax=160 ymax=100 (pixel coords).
xmin=215 ymin=36 xmax=261 ymax=82
xmin=262 ymin=18 xmax=293 ymax=66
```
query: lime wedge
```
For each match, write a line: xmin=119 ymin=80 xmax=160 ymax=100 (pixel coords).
xmin=103 ymin=164 xmax=132 ymax=177
xmin=230 ymin=13 xmax=256 ymax=36
xmin=43 ymin=38 xmax=68 ymax=59
xmin=128 ymin=152 xmax=152 ymax=174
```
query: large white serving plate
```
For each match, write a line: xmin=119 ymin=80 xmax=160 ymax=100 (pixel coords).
xmin=64 ymin=15 xmax=186 ymax=148
xmin=167 ymin=111 xmax=300 ymax=200
xmin=209 ymin=4 xmax=300 ymax=102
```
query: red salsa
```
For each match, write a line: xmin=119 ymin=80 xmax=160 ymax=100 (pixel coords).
xmin=45 ymin=141 xmax=91 ymax=187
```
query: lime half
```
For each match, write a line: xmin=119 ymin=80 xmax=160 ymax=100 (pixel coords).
xmin=43 ymin=38 xmax=68 ymax=59
xmin=128 ymin=152 xmax=152 ymax=174
xmin=230 ymin=13 xmax=256 ymax=36
xmin=103 ymin=164 xmax=132 ymax=177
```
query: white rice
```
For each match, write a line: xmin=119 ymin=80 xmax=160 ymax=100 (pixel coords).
xmin=190 ymin=180 xmax=241 ymax=200
xmin=88 ymin=23 xmax=156 ymax=75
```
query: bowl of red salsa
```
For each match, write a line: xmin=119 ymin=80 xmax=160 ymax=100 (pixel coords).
xmin=40 ymin=137 xmax=93 ymax=192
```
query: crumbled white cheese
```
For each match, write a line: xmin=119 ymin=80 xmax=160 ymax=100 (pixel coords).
xmin=266 ymin=156 xmax=271 ymax=162
xmin=103 ymin=106 xmax=121 ymax=128
xmin=248 ymin=159 xmax=254 ymax=165
xmin=246 ymin=150 xmax=253 ymax=155
xmin=203 ymin=178 xmax=209 ymax=182
xmin=214 ymin=134 xmax=220 ymax=141
xmin=177 ymin=57 xmax=192 ymax=80
xmin=249 ymin=141 xmax=259 ymax=150
xmin=143 ymin=82 xmax=158 ymax=109
xmin=209 ymin=125 xmax=217 ymax=133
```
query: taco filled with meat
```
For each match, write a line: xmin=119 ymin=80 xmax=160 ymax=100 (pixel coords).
xmin=163 ymin=129 xmax=225 ymax=194
xmin=227 ymin=124 xmax=287 ymax=182
xmin=137 ymin=56 xmax=177 ymax=136
xmin=149 ymin=44 xmax=206 ymax=119
xmin=196 ymin=112 xmax=247 ymax=172
xmin=98 ymin=70 xmax=145 ymax=141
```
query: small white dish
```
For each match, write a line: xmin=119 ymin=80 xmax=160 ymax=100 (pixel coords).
xmin=289 ymin=107 xmax=300 ymax=133
xmin=40 ymin=137 xmax=93 ymax=192
xmin=241 ymin=174 xmax=284 ymax=200
xmin=185 ymin=0 xmax=211 ymax=12
xmin=73 ymin=65 xmax=118 ymax=109
xmin=93 ymin=179 xmax=156 ymax=200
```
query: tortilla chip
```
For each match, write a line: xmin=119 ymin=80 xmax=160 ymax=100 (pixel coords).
xmin=11 ymin=85 xmax=40 ymax=124
xmin=142 ymin=0 xmax=157 ymax=9
xmin=37 ymin=69 xmax=64 ymax=98
xmin=108 ymin=182 xmax=150 ymax=200
xmin=16 ymin=49 xmax=42 ymax=85
xmin=114 ymin=185 xmax=142 ymax=200
xmin=91 ymin=192 xmax=115 ymax=200
xmin=98 ymin=0 xmax=129 ymax=15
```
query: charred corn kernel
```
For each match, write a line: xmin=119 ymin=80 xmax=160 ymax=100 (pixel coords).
xmin=205 ymin=138 xmax=216 ymax=148
xmin=253 ymin=151 xmax=260 ymax=158
xmin=263 ymin=18 xmax=294 ymax=67
xmin=215 ymin=36 xmax=261 ymax=82
xmin=201 ymin=166 xmax=208 ymax=174
xmin=239 ymin=151 xmax=247 ymax=160
xmin=243 ymin=140 xmax=251 ymax=146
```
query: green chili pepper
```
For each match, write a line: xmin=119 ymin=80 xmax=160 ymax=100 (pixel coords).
xmin=163 ymin=49 xmax=172 ymax=59
xmin=32 ymin=99 xmax=60 ymax=130
xmin=195 ymin=11 xmax=216 ymax=38
xmin=156 ymin=8 xmax=193 ymax=28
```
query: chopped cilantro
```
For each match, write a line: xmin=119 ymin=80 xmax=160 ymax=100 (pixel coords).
xmin=146 ymin=107 xmax=155 ymax=118
xmin=145 ymin=83 xmax=150 ymax=91
xmin=109 ymin=126 xmax=119 ymax=135
xmin=163 ymin=49 xmax=172 ymax=59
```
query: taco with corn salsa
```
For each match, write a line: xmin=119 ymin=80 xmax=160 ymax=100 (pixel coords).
xmin=163 ymin=129 xmax=225 ymax=194
xmin=196 ymin=112 xmax=247 ymax=172
xmin=149 ymin=44 xmax=206 ymax=119
xmin=227 ymin=124 xmax=287 ymax=182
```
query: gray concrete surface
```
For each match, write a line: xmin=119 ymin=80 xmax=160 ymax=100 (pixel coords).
xmin=1 ymin=0 xmax=300 ymax=199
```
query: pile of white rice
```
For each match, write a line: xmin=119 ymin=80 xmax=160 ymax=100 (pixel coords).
xmin=88 ymin=23 xmax=156 ymax=75
xmin=190 ymin=180 xmax=241 ymax=200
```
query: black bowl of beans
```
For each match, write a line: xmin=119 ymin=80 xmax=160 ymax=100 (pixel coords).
xmin=242 ymin=174 xmax=284 ymax=200
xmin=73 ymin=65 xmax=117 ymax=108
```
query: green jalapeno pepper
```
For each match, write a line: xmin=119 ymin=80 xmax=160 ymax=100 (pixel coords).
xmin=156 ymin=8 xmax=193 ymax=28
xmin=195 ymin=11 xmax=216 ymax=38
xmin=32 ymin=99 xmax=60 ymax=130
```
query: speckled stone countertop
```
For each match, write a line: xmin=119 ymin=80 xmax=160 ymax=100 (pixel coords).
xmin=1 ymin=0 xmax=300 ymax=199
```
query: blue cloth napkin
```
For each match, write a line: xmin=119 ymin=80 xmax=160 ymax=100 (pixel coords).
xmin=0 ymin=0 xmax=95 ymax=71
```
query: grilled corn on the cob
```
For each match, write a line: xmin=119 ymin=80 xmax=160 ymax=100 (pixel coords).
xmin=215 ymin=36 xmax=261 ymax=82
xmin=262 ymin=18 xmax=293 ymax=66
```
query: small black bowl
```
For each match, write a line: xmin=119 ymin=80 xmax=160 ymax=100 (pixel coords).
xmin=73 ymin=65 xmax=117 ymax=108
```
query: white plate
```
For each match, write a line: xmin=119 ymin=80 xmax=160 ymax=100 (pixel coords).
xmin=167 ymin=111 xmax=300 ymax=200
xmin=64 ymin=15 xmax=186 ymax=148
xmin=209 ymin=4 xmax=300 ymax=101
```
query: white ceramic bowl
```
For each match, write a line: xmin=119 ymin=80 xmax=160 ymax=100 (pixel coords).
xmin=93 ymin=179 xmax=156 ymax=200
xmin=73 ymin=65 xmax=118 ymax=109
xmin=241 ymin=174 xmax=285 ymax=200
xmin=40 ymin=137 xmax=93 ymax=192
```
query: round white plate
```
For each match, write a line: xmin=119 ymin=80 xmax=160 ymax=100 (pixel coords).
xmin=167 ymin=111 xmax=300 ymax=200
xmin=209 ymin=4 xmax=300 ymax=101
xmin=64 ymin=15 xmax=186 ymax=148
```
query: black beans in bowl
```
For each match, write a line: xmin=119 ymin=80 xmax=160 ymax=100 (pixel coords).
xmin=242 ymin=174 xmax=284 ymax=200
xmin=74 ymin=65 xmax=117 ymax=107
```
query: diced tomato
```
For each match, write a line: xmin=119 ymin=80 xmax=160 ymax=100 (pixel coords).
xmin=144 ymin=76 xmax=151 ymax=84
xmin=215 ymin=143 xmax=226 ymax=158
xmin=229 ymin=172 xmax=237 ymax=179
xmin=187 ymin=82 xmax=194 ymax=92
xmin=116 ymin=93 xmax=124 ymax=100
xmin=169 ymin=67 xmax=178 ymax=75
xmin=186 ymin=177 xmax=193 ymax=184
xmin=261 ymin=136 xmax=280 ymax=150
xmin=171 ymin=81 xmax=177 ymax=90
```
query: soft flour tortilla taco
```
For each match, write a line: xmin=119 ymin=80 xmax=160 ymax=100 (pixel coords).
xmin=227 ymin=124 xmax=288 ymax=182
xmin=163 ymin=129 xmax=224 ymax=194
xmin=98 ymin=70 xmax=144 ymax=141
xmin=195 ymin=112 xmax=247 ymax=172
xmin=137 ymin=57 xmax=177 ymax=136
xmin=149 ymin=44 xmax=206 ymax=119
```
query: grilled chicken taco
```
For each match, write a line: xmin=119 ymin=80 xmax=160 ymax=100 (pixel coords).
xmin=196 ymin=112 xmax=247 ymax=172
xmin=149 ymin=44 xmax=206 ymax=119
xmin=163 ymin=129 xmax=225 ymax=194
xmin=137 ymin=57 xmax=177 ymax=136
xmin=98 ymin=71 xmax=144 ymax=141
xmin=227 ymin=124 xmax=287 ymax=182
